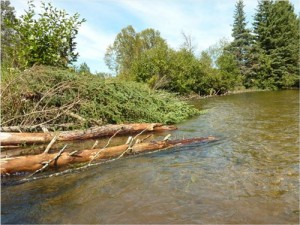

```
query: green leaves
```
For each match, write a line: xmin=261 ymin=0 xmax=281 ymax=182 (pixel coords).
xmin=4 ymin=1 xmax=85 ymax=69
xmin=1 ymin=66 xmax=199 ymax=126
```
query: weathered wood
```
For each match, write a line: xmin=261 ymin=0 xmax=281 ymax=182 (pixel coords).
xmin=0 ymin=123 xmax=177 ymax=146
xmin=0 ymin=136 xmax=216 ymax=175
xmin=0 ymin=123 xmax=75 ymax=132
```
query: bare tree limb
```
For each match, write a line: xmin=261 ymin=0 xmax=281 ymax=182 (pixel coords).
xmin=26 ymin=144 xmax=68 ymax=179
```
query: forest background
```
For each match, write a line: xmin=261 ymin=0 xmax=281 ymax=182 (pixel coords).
xmin=1 ymin=0 xmax=299 ymax=128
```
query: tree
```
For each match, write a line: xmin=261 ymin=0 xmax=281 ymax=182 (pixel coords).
xmin=197 ymin=39 xmax=241 ymax=95
xmin=129 ymin=42 xmax=172 ymax=89
xmin=104 ymin=26 xmax=167 ymax=79
xmin=269 ymin=1 xmax=299 ymax=88
xmin=105 ymin=25 xmax=138 ymax=77
xmin=180 ymin=32 xmax=196 ymax=53
xmin=1 ymin=0 xmax=17 ymax=66
xmin=230 ymin=0 xmax=253 ymax=83
xmin=77 ymin=62 xmax=91 ymax=74
xmin=253 ymin=0 xmax=299 ymax=88
xmin=6 ymin=1 xmax=85 ymax=68
xmin=168 ymin=49 xmax=203 ymax=94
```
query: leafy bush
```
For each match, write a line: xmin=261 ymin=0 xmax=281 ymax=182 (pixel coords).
xmin=1 ymin=66 xmax=199 ymax=128
xmin=4 ymin=1 xmax=85 ymax=68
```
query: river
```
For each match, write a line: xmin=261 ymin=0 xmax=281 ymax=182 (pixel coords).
xmin=1 ymin=90 xmax=299 ymax=224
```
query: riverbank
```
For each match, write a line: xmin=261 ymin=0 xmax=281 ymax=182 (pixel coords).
xmin=1 ymin=65 xmax=199 ymax=130
xmin=178 ymin=87 xmax=265 ymax=100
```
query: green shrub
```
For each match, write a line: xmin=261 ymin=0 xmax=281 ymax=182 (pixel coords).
xmin=1 ymin=65 xmax=199 ymax=128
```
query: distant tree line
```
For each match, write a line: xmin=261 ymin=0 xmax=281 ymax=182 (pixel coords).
xmin=105 ymin=0 xmax=299 ymax=93
xmin=1 ymin=0 xmax=299 ymax=95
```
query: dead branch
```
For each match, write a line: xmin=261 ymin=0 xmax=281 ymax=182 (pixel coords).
xmin=88 ymin=128 xmax=123 ymax=165
xmin=65 ymin=111 xmax=86 ymax=122
xmin=91 ymin=140 xmax=99 ymax=149
xmin=26 ymin=144 xmax=68 ymax=178
xmin=43 ymin=135 xmax=58 ymax=154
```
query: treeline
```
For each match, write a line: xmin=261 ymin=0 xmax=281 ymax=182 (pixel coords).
xmin=105 ymin=0 xmax=299 ymax=94
xmin=105 ymin=26 xmax=242 ymax=95
xmin=1 ymin=0 xmax=299 ymax=96
xmin=0 ymin=0 xmax=199 ymax=127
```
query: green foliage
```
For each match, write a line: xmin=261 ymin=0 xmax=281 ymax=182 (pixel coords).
xmin=130 ymin=43 xmax=172 ymax=89
xmin=76 ymin=62 xmax=91 ymax=75
xmin=3 ymin=0 xmax=85 ymax=68
xmin=230 ymin=0 xmax=253 ymax=82
xmin=1 ymin=0 xmax=17 ymax=66
xmin=197 ymin=40 xmax=241 ymax=95
xmin=252 ymin=0 xmax=299 ymax=88
xmin=168 ymin=49 xmax=203 ymax=94
xmin=105 ymin=26 xmax=167 ymax=79
xmin=1 ymin=66 xmax=199 ymax=127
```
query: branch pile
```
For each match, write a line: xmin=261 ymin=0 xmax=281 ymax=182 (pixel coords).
xmin=1 ymin=66 xmax=199 ymax=128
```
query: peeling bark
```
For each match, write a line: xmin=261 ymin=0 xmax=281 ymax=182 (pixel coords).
xmin=0 ymin=123 xmax=177 ymax=146
xmin=0 ymin=136 xmax=216 ymax=175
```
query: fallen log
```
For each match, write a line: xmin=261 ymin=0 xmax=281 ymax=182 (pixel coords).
xmin=0 ymin=123 xmax=75 ymax=132
xmin=0 ymin=136 xmax=216 ymax=175
xmin=0 ymin=123 xmax=176 ymax=146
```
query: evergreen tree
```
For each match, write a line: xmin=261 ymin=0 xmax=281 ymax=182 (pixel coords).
xmin=253 ymin=0 xmax=299 ymax=88
xmin=230 ymin=0 xmax=253 ymax=83
xmin=269 ymin=1 xmax=299 ymax=87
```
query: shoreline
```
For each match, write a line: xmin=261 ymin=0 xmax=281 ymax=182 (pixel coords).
xmin=179 ymin=88 xmax=265 ymax=101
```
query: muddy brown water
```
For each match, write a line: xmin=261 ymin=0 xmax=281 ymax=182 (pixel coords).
xmin=1 ymin=90 xmax=299 ymax=224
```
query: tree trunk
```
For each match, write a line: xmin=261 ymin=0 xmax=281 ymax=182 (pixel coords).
xmin=0 ymin=136 xmax=216 ymax=175
xmin=0 ymin=123 xmax=176 ymax=146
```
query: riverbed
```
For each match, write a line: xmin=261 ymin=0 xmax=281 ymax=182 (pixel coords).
xmin=1 ymin=90 xmax=299 ymax=224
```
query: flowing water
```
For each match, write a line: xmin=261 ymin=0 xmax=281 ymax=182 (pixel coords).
xmin=1 ymin=90 xmax=299 ymax=224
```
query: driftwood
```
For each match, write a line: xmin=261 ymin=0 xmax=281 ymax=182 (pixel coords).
xmin=0 ymin=136 xmax=216 ymax=175
xmin=0 ymin=123 xmax=176 ymax=146
xmin=0 ymin=123 xmax=75 ymax=132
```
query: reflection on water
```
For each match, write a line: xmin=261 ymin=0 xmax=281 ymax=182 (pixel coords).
xmin=1 ymin=90 xmax=299 ymax=224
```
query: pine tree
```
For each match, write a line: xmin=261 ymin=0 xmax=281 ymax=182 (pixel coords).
xmin=269 ymin=1 xmax=299 ymax=88
xmin=251 ymin=0 xmax=274 ymax=88
xmin=253 ymin=0 xmax=299 ymax=88
xmin=230 ymin=0 xmax=253 ymax=84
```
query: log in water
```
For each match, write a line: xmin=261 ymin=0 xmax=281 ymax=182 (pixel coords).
xmin=0 ymin=123 xmax=177 ymax=145
xmin=0 ymin=136 xmax=216 ymax=175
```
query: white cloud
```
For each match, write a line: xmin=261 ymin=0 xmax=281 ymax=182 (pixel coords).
xmin=77 ymin=24 xmax=114 ymax=59
xmin=75 ymin=24 xmax=116 ymax=72
xmin=118 ymin=0 xmax=233 ymax=52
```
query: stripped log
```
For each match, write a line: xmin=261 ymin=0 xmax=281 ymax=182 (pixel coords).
xmin=0 ymin=123 xmax=177 ymax=146
xmin=0 ymin=123 xmax=75 ymax=132
xmin=0 ymin=136 xmax=216 ymax=175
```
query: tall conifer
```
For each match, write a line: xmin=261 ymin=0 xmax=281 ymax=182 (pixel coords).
xmin=253 ymin=0 xmax=299 ymax=88
xmin=230 ymin=0 xmax=253 ymax=83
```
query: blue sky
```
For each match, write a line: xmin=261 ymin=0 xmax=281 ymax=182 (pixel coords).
xmin=10 ymin=0 xmax=300 ymax=73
